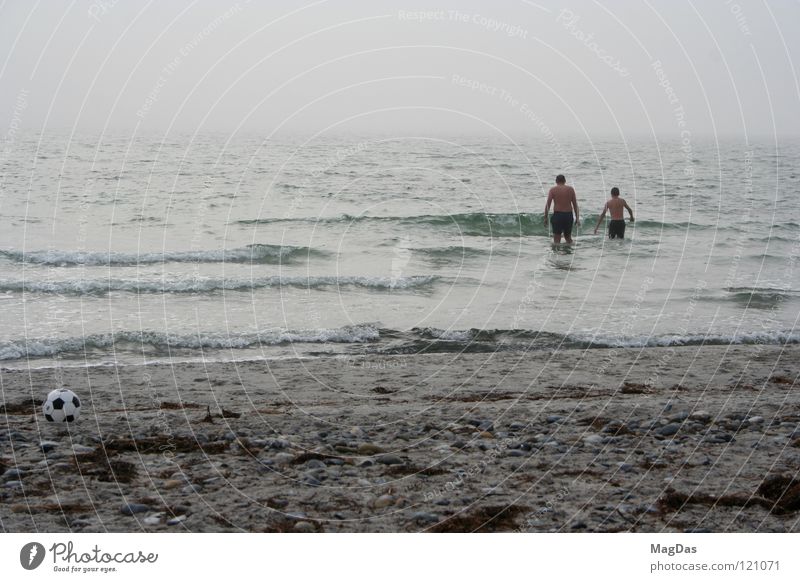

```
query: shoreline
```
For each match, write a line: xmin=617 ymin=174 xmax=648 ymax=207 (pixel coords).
xmin=2 ymin=344 xmax=799 ymax=532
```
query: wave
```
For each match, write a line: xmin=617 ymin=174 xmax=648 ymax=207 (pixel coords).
xmin=0 ymin=244 xmax=325 ymax=267
xmin=236 ymin=212 xmax=721 ymax=237
xmin=2 ymin=327 xmax=798 ymax=361
xmin=0 ymin=326 xmax=381 ymax=361
xmin=0 ymin=275 xmax=441 ymax=295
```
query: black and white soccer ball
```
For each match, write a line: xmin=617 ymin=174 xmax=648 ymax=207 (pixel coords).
xmin=42 ymin=389 xmax=81 ymax=423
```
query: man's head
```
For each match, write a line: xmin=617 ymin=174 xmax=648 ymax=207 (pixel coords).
xmin=611 ymin=187 xmax=620 ymax=197
xmin=556 ymin=174 xmax=566 ymax=184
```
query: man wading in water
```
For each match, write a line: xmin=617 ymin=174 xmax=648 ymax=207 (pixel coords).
xmin=544 ymin=174 xmax=580 ymax=245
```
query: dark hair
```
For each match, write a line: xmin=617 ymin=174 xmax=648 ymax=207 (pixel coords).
xmin=555 ymin=174 xmax=566 ymax=184
xmin=611 ymin=187 xmax=620 ymax=196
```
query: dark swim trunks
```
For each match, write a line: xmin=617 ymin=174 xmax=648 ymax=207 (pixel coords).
xmin=550 ymin=211 xmax=574 ymax=237
xmin=608 ymin=219 xmax=626 ymax=239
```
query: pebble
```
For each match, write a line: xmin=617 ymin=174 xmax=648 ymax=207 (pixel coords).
xmin=143 ymin=515 xmax=162 ymax=526
xmin=658 ymin=424 xmax=681 ymax=436
xmin=746 ymin=416 xmax=764 ymax=425
xmin=181 ymin=484 xmax=202 ymax=495
xmin=120 ymin=503 xmax=150 ymax=516
xmin=357 ymin=443 xmax=385 ymax=455
xmin=584 ymin=434 xmax=605 ymax=445
xmin=617 ymin=463 xmax=635 ymax=473
xmin=274 ymin=452 xmax=294 ymax=466
xmin=546 ymin=415 xmax=564 ymax=424
xmin=374 ymin=494 xmax=395 ymax=509
xmin=4 ymin=480 xmax=22 ymax=489
xmin=167 ymin=515 xmax=187 ymax=526
xmin=478 ymin=431 xmax=494 ymax=439
xmin=477 ymin=420 xmax=494 ymax=432
xmin=303 ymin=475 xmax=322 ymax=487
xmin=412 ymin=512 xmax=439 ymax=525
xmin=72 ymin=445 xmax=95 ymax=455
xmin=39 ymin=441 xmax=59 ymax=453
xmin=2 ymin=468 xmax=24 ymax=480
xmin=293 ymin=521 xmax=315 ymax=533
xmin=376 ymin=454 xmax=403 ymax=465
xmin=304 ymin=459 xmax=326 ymax=470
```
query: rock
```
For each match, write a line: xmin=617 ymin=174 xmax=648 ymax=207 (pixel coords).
xmin=274 ymin=452 xmax=294 ymax=466
xmin=509 ymin=422 xmax=527 ymax=431
xmin=357 ymin=443 xmax=385 ymax=455
xmin=617 ymin=463 xmax=635 ymax=473
xmin=143 ymin=515 xmax=162 ymax=526
xmin=746 ymin=416 xmax=764 ymax=425
xmin=304 ymin=459 xmax=326 ymax=470
xmin=4 ymin=480 xmax=22 ymax=489
xmin=166 ymin=515 xmax=187 ymax=526
xmin=690 ymin=410 xmax=712 ymax=422
xmin=2 ymin=468 xmax=24 ymax=480
xmin=293 ymin=521 xmax=315 ymax=533
xmin=181 ymin=484 xmax=202 ymax=495
xmin=374 ymin=494 xmax=395 ymax=509
xmin=668 ymin=411 xmax=690 ymax=422
xmin=39 ymin=441 xmax=59 ymax=453
xmin=412 ymin=512 xmax=439 ymax=525
xmin=583 ymin=434 xmax=605 ymax=445
xmin=120 ymin=503 xmax=150 ymax=516
xmin=268 ymin=438 xmax=290 ymax=450
xmin=507 ymin=449 xmax=527 ymax=457
xmin=303 ymin=475 xmax=322 ymax=487
xmin=376 ymin=454 xmax=403 ymax=465
xmin=348 ymin=427 xmax=366 ymax=439
xmin=546 ymin=415 xmax=564 ymax=424
xmin=658 ymin=423 xmax=681 ymax=436
xmin=72 ymin=445 xmax=94 ymax=455
xmin=477 ymin=420 xmax=494 ymax=432
xmin=162 ymin=480 xmax=183 ymax=490
xmin=69 ymin=518 xmax=92 ymax=528
xmin=478 ymin=431 xmax=494 ymax=439
xmin=570 ymin=521 xmax=587 ymax=530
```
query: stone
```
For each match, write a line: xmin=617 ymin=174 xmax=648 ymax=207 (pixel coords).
xmin=304 ymin=459 xmax=326 ymax=470
xmin=167 ymin=515 xmax=187 ymax=526
xmin=546 ymin=415 xmax=564 ymax=424
xmin=72 ymin=445 xmax=95 ymax=455
xmin=162 ymin=480 xmax=183 ymax=490
xmin=120 ymin=503 xmax=150 ymax=516
xmin=357 ymin=443 xmax=385 ymax=455
xmin=2 ymin=468 xmax=24 ymax=480
xmin=376 ymin=454 xmax=403 ymax=465
xmin=658 ymin=424 xmax=681 ymax=436
xmin=4 ymin=480 xmax=22 ymax=489
xmin=374 ymin=494 xmax=395 ymax=509
xmin=412 ymin=512 xmax=439 ymax=525
xmin=143 ymin=515 xmax=162 ymax=526
xmin=39 ymin=441 xmax=59 ymax=453
xmin=274 ymin=452 xmax=294 ymax=466
xmin=746 ymin=416 xmax=764 ymax=425
xmin=293 ymin=521 xmax=315 ymax=533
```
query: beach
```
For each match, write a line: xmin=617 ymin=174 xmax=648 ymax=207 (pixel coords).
xmin=2 ymin=343 xmax=799 ymax=533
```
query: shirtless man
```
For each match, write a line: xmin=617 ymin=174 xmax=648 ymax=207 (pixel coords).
xmin=593 ymin=187 xmax=634 ymax=239
xmin=544 ymin=174 xmax=580 ymax=244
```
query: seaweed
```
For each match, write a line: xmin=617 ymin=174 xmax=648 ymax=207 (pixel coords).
xmin=428 ymin=504 xmax=529 ymax=533
xmin=384 ymin=463 xmax=449 ymax=477
xmin=0 ymin=397 xmax=43 ymax=415
xmin=72 ymin=447 xmax=137 ymax=484
xmin=658 ymin=475 xmax=800 ymax=515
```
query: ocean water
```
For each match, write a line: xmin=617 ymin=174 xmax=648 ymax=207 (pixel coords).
xmin=1 ymin=131 xmax=798 ymax=366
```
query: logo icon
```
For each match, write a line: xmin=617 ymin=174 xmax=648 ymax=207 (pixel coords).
xmin=20 ymin=542 xmax=46 ymax=570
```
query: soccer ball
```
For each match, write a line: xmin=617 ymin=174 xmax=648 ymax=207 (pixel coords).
xmin=42 ymin=389 xmax=81 ymax=423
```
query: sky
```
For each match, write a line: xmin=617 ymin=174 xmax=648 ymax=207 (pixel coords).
xmin=1 ymin=0 xmax=799 ymax=138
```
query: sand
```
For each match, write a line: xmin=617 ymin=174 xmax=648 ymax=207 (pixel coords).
xmin=2 ymin=344 xmax=799 ymax=533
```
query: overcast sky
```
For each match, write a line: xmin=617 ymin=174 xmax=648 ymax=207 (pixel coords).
xmin=1 ymin=0 xmax=799 ymax=138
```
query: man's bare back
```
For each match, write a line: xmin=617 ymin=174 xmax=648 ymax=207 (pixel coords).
xmin=605 ymin=196 xmax=629 ymax=220
xmin=547 ymin=184 xmax=577 ymax=212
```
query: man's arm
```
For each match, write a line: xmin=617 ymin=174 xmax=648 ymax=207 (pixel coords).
xmin=623 ymin=199 xmax=634 ymax=222
xmin=544 ymin=191 xmax=553 ymax=225
xmin=571 ymin=188 xmax=580 ymax=225
xmin=594 ymin=203 xmax=607 ymax=234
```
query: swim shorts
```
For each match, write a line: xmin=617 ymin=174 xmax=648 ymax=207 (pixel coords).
xmin=608 ymin=219 xmax=626 ymax=239
xmin=550 ymin=211 xmax=574 ymax=237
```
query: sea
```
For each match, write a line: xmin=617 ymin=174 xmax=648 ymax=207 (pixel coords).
xmin=1 ymin=131 xmax=798 ymax=367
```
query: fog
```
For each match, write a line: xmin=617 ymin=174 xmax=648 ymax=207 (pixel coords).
xmin=1 ymin=0 xmax=799 ymax=138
